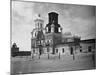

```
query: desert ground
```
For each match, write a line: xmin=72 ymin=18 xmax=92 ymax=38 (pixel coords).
xmin=11 ymin=52 xmax=96 ymax=75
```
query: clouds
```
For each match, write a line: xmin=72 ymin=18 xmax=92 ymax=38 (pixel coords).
xmin=12 ymin=1 xmax=96 ymax=51
xmin=69 ymin=5 xmax=96 ymax=18
xmin=12 ymin=1 xmax=35 ymax=25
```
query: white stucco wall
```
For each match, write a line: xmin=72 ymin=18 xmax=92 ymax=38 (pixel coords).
xmin=55 ymin=45 xmax=70 ymax=55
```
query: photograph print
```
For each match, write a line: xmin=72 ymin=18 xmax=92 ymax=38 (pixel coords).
xmin=11 ymin=0 xmax=96 ymax=75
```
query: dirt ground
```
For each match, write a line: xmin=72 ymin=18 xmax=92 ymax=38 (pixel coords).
xmin=11 ymin=52 xmax=96 ymax=75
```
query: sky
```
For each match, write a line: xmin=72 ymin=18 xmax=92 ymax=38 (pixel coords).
xmin=11 ymin=0 xmax=96 ymax=51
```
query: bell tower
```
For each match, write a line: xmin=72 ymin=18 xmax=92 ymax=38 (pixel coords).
xmin=35 ymin=14 xmax=44 ymax=31
xmin=31 ymin=14 xmax=45 ymax=38
xmin=49 ymin=12 xmax=58 ymax=24
xmin=45 ymin=12 xmax=63 ymax=54
xmin=31 ymin=14 xmax=45 ymax=56
xmin=46 ymin=12 xmax=62 ymax=33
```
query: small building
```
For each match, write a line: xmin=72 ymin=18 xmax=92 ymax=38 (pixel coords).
xmin=11 ymin=43 xmax=19 ymax=57
xmin=11 ymin=43 xmax=31 ymax=57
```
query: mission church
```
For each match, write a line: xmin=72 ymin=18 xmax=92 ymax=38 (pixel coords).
xmin=31 ymin=12 xmax=80 ymax=57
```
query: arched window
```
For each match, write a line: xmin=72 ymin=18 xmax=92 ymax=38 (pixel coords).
xmin=56 ymin=49 xmax=58 ymax=53
xmin=33 ymin=50 xmax=35 ymax=53
xmin=47 ymin=40 xmax=49 ymax=44
xmin=62 ymin=48 xmax=64 ymax=53
xmin=40 ymin=23 xmax=42 ymax=28
xmin=46 ymin=27 xmax=48 ymax=32
xmin=38 ymin=23 xmax=39 ymax=28
xmin=50 ymin=40 xmax=52 ymax=44
xmin=59 ymin=27 xmax=60 ymax=32
xmin=35 ymin=32 xmax=37 ymax=37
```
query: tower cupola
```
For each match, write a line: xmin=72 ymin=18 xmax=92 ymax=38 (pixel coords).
xmin=46 ymin=12 xmax=62 ymax=33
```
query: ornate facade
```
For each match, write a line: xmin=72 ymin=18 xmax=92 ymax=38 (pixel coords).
xmin=31 ymin=12 xmax=80 ymax=57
